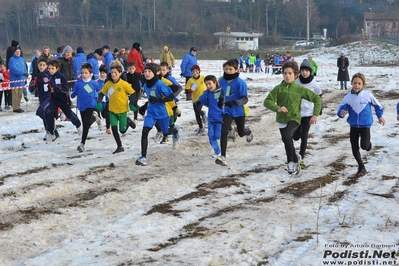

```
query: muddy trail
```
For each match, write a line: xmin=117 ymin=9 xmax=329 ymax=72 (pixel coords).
xmin=0 ymin=85 xmax=398 ymax=265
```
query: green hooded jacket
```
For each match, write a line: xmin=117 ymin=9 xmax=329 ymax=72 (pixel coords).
xmin=263 ymin=81 xmax=322 ymax=124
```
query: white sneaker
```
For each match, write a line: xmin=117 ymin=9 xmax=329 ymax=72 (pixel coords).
xmin=212 ymin=153 xmax=221 ymax=158
xmin=77 ymin=126 xmax=82 ymax=136
xmin=93 ymin=111 xmax=101 ymax=126
xmin=287 ymin=162 xmax=295 ymax=174
xmin=77 ymin=143 xmax=85 ymax=152
xmin=153 ymin=131 xmax=163 ymax=143
xmin=46 ymin=134 xmax=57 ymax=144
xmin=215 ymin=156 xmax=227 ymax=166
xmin=135 ymin=156 xmax=148 ymax=166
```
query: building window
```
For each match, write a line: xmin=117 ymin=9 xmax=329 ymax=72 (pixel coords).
xmin=50 ymin=11 xmax=54 ymax=17
xmin=250 ymin=37 xmax=253 ymax=41
xmin=245 ymin=37 xmax=249 ymax=41
xmin=236 ymin=37 xmax=239 ymax=41
xmin=39 ymin=10 xmax=43 ymax=15
xmin=393 ymin=22 xmax=397 ymax=28
xmin=367 ymin=22 xmax=370 ymax=27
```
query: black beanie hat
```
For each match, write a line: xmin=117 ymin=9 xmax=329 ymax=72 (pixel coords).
xmin=132 ymin=42 xmax=141 ymax=51
xmin=145 ymin=64 xmax=157 ymax=76
xmin=77 ymin=46 xmax=85 ymax=54
xmin=94 ymin=48 xmax=103 ymax=56
xmin=11 ymin=40 xmax=19 ymax=47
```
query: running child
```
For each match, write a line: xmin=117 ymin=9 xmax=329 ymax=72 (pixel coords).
xmin=185 ymin=64 xmax=207 ymax=135
xmin=125 ymin=61 xmax=142 ymax=121
xmin=264 ymin=61 xmax=321 ymax=175
xmin=71 ymin=63 xmax=101 ymax=152
xmin=337 ymin=72 xmax=385 ymax=177
xmin=97 ymin=64 xmax=111 ymax=134
xmin=195 ymin=75 xmax=223 ymax=158
xmin=293 ymin=59 xmax=323 ymax=169
xmin=216 ymin=58 xmax=254 ymax=166
xmin=136 ymin=63 xmax=176 ymax=166
xmin=31 ymin=57 xmax=60 ymax=140
xmin=44 ymin=59 xmax=82 ymax=143
xmin=96 ymin=61 xmax=136 ymax=154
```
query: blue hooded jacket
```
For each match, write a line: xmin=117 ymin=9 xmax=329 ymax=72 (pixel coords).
xmin=337 ymin=89 xmax=383 ymax=128
xmin=180 ymin=52 xmax=197 ymax=78
xmin=8 ymin=54 xmax=27 ymax=88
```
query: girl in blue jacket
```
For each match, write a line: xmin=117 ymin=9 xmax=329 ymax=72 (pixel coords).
xmin=71 ymin=63 xmax=101 ymax=152
xmin=337 ymin=73 xmax=385 ymax=177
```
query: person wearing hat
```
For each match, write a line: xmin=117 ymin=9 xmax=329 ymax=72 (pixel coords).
xmin=160 ymin=45 xmax=175 ymax=75
xmin=8 ymin=46 xmax=27 ymax=112
xmin=307 ymin=53 xmax=318 ymax=76
xmin=6 ymin=40 xmax=22 ymax=69
xmin=337 ymin=51 xmax=350 ymax=90
xmin=59 ymin=45 xmax=75 ymax=90
xmin=102 ymin=45 xmax=113 ymax=73
xmin=73 ymin=46 xmax=86 ymax=80
xmin=135 ymin=63 xmax=176 ymax=166
xmin=127 ymin=42 xmax=145 ymax=74
xmin=87 ymin=48 xmax=103 ymax=80
xmin=293 ymin=59 xmax=323 ymax=169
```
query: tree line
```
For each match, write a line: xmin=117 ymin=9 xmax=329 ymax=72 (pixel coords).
xmin=0 ymin=0 xmax=397 ymax=52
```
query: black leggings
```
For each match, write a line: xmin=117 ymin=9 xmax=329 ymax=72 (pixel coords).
xmin=80 ymin=108 xmax=95 ymax=145
xmin=220 ymin=115 xmax=249 ymax=157
xmin=279 ymin=121 xmax=300 ymax=163
xmin=193 ymin=103 xmax=204 ymax=129
xmin=292 ymin=116 xmax=311 ymax=159
xmin=350 ymin=127 xmax=371 ymax=169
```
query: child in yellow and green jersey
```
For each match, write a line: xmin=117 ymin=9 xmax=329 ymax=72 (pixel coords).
xmin=185 ymin=64 xmax=207 ymax=135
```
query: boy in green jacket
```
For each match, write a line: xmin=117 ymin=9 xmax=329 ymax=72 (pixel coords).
xmin=264 ymin=61 xmax=322 ymax=175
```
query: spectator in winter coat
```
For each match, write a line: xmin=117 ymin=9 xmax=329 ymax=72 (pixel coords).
xmin=6 ymin=40 xmax=22 ymax=69
xmin=73 ymin=46 xmax=87 ymax=80
xmin=180 ymin=47 xmax=198 ymax=84
xmin=58 ymin=45 xmax=75 ymax=90
xmin=160 ymin=46 xmax=175 ymax=75
xmin=42 ymin=46 xmax=53 ymax=60
xmin=337 ymin=51 xmax=350 ymax=90
xmin=102 ymin=45 xmax=114 ymax=73
xmin=127 ymin=42 xmax=145 ymax=74
xmin=8 ymin=47 xmax=27 ymax=113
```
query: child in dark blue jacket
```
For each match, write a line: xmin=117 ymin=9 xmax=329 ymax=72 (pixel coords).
xmin=45 ymin=59 xmax=82 ymax=143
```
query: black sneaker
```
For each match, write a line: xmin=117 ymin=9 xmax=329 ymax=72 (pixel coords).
xmin=356 ymin=167 xmax=367 ymax=177
xmin=13 ymin=108 xmax=24 ymax=113
xmin=366 ymin=142 xmax=372 ymax=151
xmin=113 ymin=146 xmax=125 ymax=154
xmin=127 ymin=117 xmax=136 ymax=129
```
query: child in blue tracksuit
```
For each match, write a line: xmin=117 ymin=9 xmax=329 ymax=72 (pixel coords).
xmin=337 ymin=72 xmax=385 ymax=177
xmin=31 ymin=57 xmax=59 ymax=141
xmin=45 ymin=59 xmax=82 ymax=143
xmin=136 ymin=63 xmax=176 ymax=166
xmin=216 ymin=59 xmax=253 ymax=166
xmin=71 ymin=62 xmax=101 ymax=152
xmin=195 ymin=75 xmax=223 ymax=158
